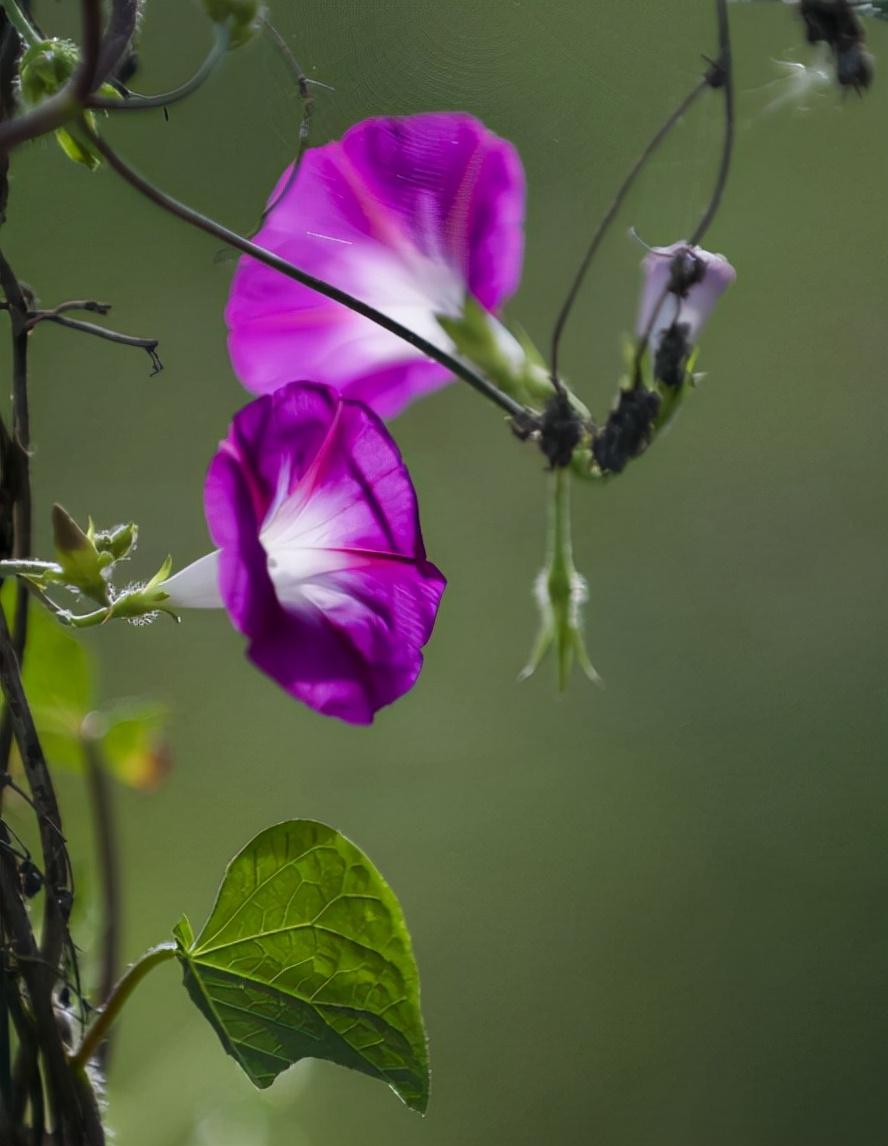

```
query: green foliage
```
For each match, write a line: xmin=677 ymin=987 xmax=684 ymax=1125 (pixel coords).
xmin=52 ymin=503 xmax=113 ymax=605
xmin=85 ymin=702 xmax=172 ymax=790
xmin=1 ymin=585 xmax=171 ymax=788
xmin=18 ymin=37 xmax=79 ymax=104
xmin=173 ymin=820 xmax=429 ymax=1112
xmin=18 ymin=38 xmax=119 ymax=170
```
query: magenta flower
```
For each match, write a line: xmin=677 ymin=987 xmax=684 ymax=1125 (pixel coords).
xmin=226 ymin=113 xmax=526 ymax=418
xmin=162 ymin=382 xmax=445 ymax=724
xmin=636 ymin=241 xmax=736 ymax=370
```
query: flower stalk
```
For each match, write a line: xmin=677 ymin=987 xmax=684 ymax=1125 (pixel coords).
xmin=521 ymin=469 xmax=599 ymax=689
xmin=71 ymin=944 xmax=177 ymax=1071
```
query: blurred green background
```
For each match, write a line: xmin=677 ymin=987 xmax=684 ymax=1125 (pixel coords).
xmin=6 ymin=1 xmax=888 ymax=1143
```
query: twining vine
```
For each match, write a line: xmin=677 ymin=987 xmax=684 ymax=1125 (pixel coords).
xmin=0 ymin=1 xmax=879 ymax=1143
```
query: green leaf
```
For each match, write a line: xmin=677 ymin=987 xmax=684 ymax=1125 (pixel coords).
xmin=174 ymin=820 xmax=429 ymax=1113
xmin=0 ymin=585 xmax=171 ymax=788
xmin=2 ymin=583 xmax=94 ymax=767
xmin=86 ymin=701 xmax=173 ymax=791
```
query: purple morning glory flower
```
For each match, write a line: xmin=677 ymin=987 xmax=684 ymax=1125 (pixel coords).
xmin=226 ymin=113 xmax=526 ymax=418
xmin=636 ymin=241 xmax=736 ymax=363
xmin=162 ymin=382 xmax=446 ymax=724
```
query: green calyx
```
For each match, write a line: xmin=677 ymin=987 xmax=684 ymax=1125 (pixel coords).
xmin=0 ymin=505 xmax=176 ymax=629
xmin=201 ymin=0 xmax=266 ymax=47
xmin=52 ymin=503 xmax=115 ymax=605
xmin=437 ymin=297 xmax=557 ymax=409
xmin=520 ymin=470 xmax=600 ymax=690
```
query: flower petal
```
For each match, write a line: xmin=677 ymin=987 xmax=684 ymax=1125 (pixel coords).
xmin=204 ymin=381 xmax=445 ymax=723
xmin=637 ymin=241 xmax=737 ymax=352
xmin=161 ymin=550 xmax=223 ymax=609
xmin=248 ymin=554 xmax=445 ymax=724
xmin=226 ymin=113 xmax=525 ymax=416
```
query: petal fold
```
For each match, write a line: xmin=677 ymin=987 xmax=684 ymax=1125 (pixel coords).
xmin=203 ymin=381 xmax=445 ymax=723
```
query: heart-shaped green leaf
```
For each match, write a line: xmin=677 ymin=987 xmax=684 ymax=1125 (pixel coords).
xmin=173 ymin=820 xmax=429 ymax=1112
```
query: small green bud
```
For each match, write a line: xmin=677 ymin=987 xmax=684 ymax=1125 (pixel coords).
xmin=201 ymin=0 xmax=266 ymax=47
xmin=19 ymin=38 xmax=78 ymax=105
xmin=18 ymin=39 xmax=110 ymax=170
xmin=90 ymin=521 xmax=139 ymax=562
xmin=51 ymin=503 xmax=112 ymax=605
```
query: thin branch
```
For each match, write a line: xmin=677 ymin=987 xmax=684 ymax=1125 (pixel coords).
xmin=6 ymin=970 xmax=41 ymax=1134
xmin=35 ymin=312 xmax=162 ymax=373
xmin=83 ymin=122 xmax=529 ymax=422
xmin=0 ymin=249 xmax=31 ymax=808
xmin=549 ymin=73 xmax=710 ymax=386
xmin=82 ymin=740 xmax=120 ymax=1071
xmin=689 ymin=0 xmax=734 ymax=247
xmin=0 ymin=607 xmax=70 ymax=978
xmin=255 ymin=16 xmax=320 ymax=226
xmin=74 ymin=0 xmax=104 ymax=101
xmin=0 ymin=922 xmax=9 ymax=1119
xmin=633 ymin=0 xmax=735 ymax=379
xmin=88 ymin=25 xmax=229 ymax=112
xmin=27 ymin=298 xmax=112 ymax=320
xmin=94 ymin=0 xmax=140 ymax=85
xmin=0 ymin=853 xmax=98 ymax=1144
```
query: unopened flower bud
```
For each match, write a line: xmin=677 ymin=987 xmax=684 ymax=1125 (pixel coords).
xmin=201 ymin=0 xmax=266 ymax=48
xmin=19 ymin=38 xmax=78 ymax=105
xmin=18 ymin=39 xmax=116 ymax=169
xmin=91 ymin=521 xmax=138 ymax=561
xmin=638 ymin=242 xmax=735 ymax=354
xmin=51 ymin=504 xmax=115 ymax=605
xmin=51 ymin=502 xmax=90 ymax=557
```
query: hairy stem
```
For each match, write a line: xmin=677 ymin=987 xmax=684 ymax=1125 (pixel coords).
xmin=72 ymin=944 xmax=177 ymax=1071
xmin=0 ymin=1 xmax=37 ymax=47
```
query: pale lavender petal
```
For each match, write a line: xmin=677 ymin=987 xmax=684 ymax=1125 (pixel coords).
xmin=637 ymin=240 xmax=737 ymax=351
xmin=226 ymin=113 xmax=525 ymax=417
